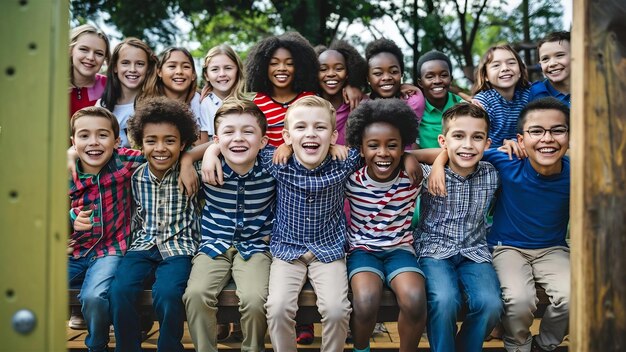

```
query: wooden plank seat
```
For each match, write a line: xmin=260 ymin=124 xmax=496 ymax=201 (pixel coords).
xmin=68 ymin=280 xmax=551 ymax=324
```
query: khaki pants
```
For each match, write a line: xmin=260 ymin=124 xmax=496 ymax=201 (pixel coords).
xmin=265 ymin=254 xmax=351 ymax=352
xmin=492 ymin=246 xmax=570 ymax=352
xmin=183 ymin=249 xmax=271 ymax=352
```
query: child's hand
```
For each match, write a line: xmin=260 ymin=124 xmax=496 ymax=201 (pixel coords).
xmin=67 ymin=239 xmax=76 ymax=255
xmin=201 ymin=144 xmax=224 ymax=186
xmin=272 ymin=144 xmax=293 ymax=165
xmin=67 ymin=147 xmax=79 ymax=177
xmin=329 ymin=144 xmax=348 ymax=161
xmin=178 ymin=160 xmax=199 ymax=196
xmin=428 ymin=150 xmax=448 ymax=196
xmin=342 ymin=85 xmax=365 ymax=111
xmin=73 ymin=209 xmax=93 ymax=231
xmin=498 ymin=139 xmax=527 ymax=160
xmin=403 ymin=153 xmax=423 ymax=186
xmin=400 ymin=83 xmax=419 ymax=99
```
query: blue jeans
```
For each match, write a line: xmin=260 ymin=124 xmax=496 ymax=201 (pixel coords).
xmin=109 ymin=247 xmax=192 ymax=352
xmin=419 ymin=255 xmax=503 ymax=352
xmin=69 ymin=253 xmax=121 ymax=352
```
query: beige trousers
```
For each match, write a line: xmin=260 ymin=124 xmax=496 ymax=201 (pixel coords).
xmin=265 ymin=253 xmax=351 ymax=352
xmin=492 ymin=246 xmax=570 ymax=352
xmin=183 ymin=248 xmax=271 ymax=352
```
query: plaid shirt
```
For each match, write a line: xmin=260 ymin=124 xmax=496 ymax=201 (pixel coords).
xmin=262 ymin=148 xmax=361 ymax=263
xmin=199 ymin=157 xmax=275 ymax=260
xmin=129 ymin=162 xmax=200 ymax=258
xmin=69 ymin=148 xmax=144 ymax=258
xmin=415 ymin=162 xmax=499 ymax=263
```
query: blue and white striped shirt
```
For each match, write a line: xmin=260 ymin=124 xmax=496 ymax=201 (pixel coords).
xmin=129 ymin=162 xmax=200 ymax=258
xmin=415 ymin=162 xmax=499 ymax=263
xmin=474 ymin=87 xmax=530 ymax=147
xmin=199 ymin=156 xmax=274 ymax=260
xmin=263 ymin=148 xmax=362 ymax=263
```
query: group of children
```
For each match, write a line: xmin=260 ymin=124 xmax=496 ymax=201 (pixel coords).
xmin=68 ymin=23 xmax=572 ymax=352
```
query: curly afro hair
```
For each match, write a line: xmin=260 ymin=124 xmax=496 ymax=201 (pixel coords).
xmin=346 ymin=98 xmax=418 ymax=148
xmin=365 ymin=38 xmax=404 ymax=73
xmin=245 ymin=32 xmax=319 ymax=95
xmin=317 ymin=40 xmax=368 ymax=90
xmin=128 ymin=96 xmax=198 ymax=149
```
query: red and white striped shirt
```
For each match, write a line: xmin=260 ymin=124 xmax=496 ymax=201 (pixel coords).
xmin=253 ymin=91 xmax=315 ymax=147
xmin=346 ymin=166 xmax=420 ymax=252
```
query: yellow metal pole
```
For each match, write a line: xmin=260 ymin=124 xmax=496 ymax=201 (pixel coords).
xmin=0 ymin=0 xmax=69 ymax=350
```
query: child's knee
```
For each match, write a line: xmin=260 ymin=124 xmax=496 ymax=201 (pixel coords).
xmin=319 ymin=299 xmax=351 ymax=324
xmin=396 ymin=289 xmax=427 ymax=319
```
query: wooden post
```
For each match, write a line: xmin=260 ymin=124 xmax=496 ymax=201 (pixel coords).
xmin=570 ymin=0 xmax=626 ymax=350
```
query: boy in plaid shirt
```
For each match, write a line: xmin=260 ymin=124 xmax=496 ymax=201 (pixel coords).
xmin=109 ymin=97 xmax=201 ymax=352
xmin=68 ymin=106 xmax=144 ymax=352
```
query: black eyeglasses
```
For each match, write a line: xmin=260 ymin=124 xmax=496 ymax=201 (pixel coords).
xmin=524 ymin=126 xmax=569 ymax=139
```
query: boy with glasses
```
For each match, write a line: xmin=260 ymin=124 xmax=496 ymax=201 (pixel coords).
xmin=485 ymin=97 xmax=571 ymax=352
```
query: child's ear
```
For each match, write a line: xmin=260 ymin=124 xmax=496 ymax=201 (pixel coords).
xmin=213 ymin=134 xmax=220 ymax=144
xmin=485 ymin=137 xmax=492 ymax=150
xmin=70 ymin=136 xmax=76 ymax=148
xmin=282 ymin=129 xmax=292 ymax=146
xmin=517 ymin=133 xmax=525 ymax=150
xmin=417 ymin=78 xmax=423 ymax=89
xmin=260 ymin=135 xmax=269 ymax=148
xmin=114 ymin=137 xmax=121 ymax=149
xmin=437 ymin=134 xmax=447 ymax=149
xmin=331 ymin=130 xmax=338 ymax=145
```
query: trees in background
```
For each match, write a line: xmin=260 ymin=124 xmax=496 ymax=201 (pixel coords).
xmin=71 ymin=0 xmax=564 ymax=86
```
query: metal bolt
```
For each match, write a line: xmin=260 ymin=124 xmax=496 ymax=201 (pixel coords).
xmin=12 ymin=309 xmax=36 ymax=335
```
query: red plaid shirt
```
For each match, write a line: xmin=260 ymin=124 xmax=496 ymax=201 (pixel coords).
xmin=69 ymin=148 xmax=144 ymax=258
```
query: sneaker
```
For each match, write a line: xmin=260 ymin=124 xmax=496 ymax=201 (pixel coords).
xmin=217 ymin=323 xmax=230 ymax=341
xmin=230 ymin=323 xmax=243 ymax=342
xmin=296 ymin=324 xmax=314 ymax=345
xmin=531 ymin=335 xmax=549 ymax=352
xmin=68 ymin=313 xmax=86 ymax=330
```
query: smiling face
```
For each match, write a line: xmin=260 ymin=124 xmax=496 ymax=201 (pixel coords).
xmin=282 ymin=106 xmax=337 ymax=170
xmin=318 ymin=50 xmax=347 ymax=98
xmin=205 ymin=54 xmax=238 ymax=100
xmin=361 ymin=122 xmax=403 ymax=182
xmin=518 ymin=109 xmax=569 ymax=176
xmin=539 ymin=40 xmax=571 ymax=89
xmin=71 ymin=33 xmax=107 ymax=84
xmin=214 ymin=113 xmax=268 ymax=175
xmin=486 ymin=49 xmax=521 ymax=95
xmin=115 ymin=44 xmax=148 ymax=92
xmin=72 ymin=115 xmax=119 ymax=175
xmin=418 ymin=59 xmax=452 ymax=107
xmin=368 ymin=52 xmax=402 ymax=98
xmin=268 ymin=47 xmax=295 ymax=92
xmin=438 ymin=116 xmax=490 ymax=177
xmin=141 ymin=122 xmax=185 ymax=180
xmin=158 ymin=50 xmax=196 ymax=100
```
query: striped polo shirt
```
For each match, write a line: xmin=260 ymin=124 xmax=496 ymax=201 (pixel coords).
xmin=346 ymin=167 xmax=419 ymax=253
xmin=473 ymin=87 xmax=530 ymax=147
xmin=253 ymin=91 xmax=315 ymax=147
xmin=198 ymin=156 xmax=275 ymax=260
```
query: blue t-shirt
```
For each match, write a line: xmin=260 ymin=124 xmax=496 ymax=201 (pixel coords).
xmin=529 ymin=79 xmax=570 ymax=107
xmin=483 ymin=149 xmax=569 ymax=249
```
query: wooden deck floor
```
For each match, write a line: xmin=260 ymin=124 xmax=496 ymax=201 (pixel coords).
xmin=68 ymin=320 xmax=569 ymax=351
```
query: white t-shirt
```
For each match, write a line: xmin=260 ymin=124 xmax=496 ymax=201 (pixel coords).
xmin=190 ymin=92 xmax=209 ymax=134
xmin=199 ymin=92 xmax=223 ymax=137
xmin=97 ymin=99 xmax=135 ymax=148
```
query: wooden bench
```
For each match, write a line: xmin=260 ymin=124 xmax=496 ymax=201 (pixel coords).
xmin=68 ymin=281 xmax=551 ymax=324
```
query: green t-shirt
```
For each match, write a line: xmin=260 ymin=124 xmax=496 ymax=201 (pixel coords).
xmin=418 ymin=92 xmax=464 ymax=148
